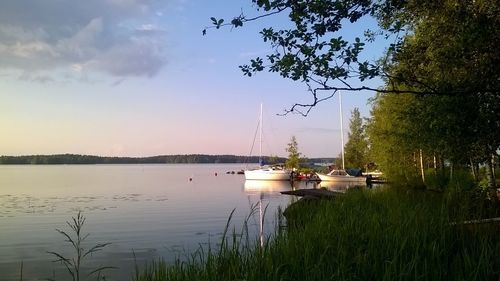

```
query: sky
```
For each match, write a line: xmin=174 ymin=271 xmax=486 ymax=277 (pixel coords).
xmin=0 ymin=0 xmax=388 ymax=158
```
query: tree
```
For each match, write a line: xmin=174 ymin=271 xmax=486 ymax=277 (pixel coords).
xmin=285 ymin=136 xmax=301 ymax=169
xmin=366 ymin=92 xmax=421 ymax=182
xmin=387 ymin=1 xmax=500 ymax=190
xmin=268 ymin=154 xmax=280 ymax=165
xmin=367 ymin=85 xmax=498 ymax=189
xmin=344 ymin=108 xmax=368 ymax=169
xmin=377 ymin=0 xmax=499 ymax=191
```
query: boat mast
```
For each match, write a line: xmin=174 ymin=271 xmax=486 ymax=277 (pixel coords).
xmin=339 ymin=93 xmax=345 ymax=170
xmin=259 ymin=102 xmax=263 ymax=166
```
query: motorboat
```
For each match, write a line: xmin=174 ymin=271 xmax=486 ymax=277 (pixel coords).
xmin=316 ymin=169 xmax=367 ymax=183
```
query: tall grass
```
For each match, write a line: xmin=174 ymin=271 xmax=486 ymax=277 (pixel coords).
xmin=135 ymin=188 xmax=499 ymax=281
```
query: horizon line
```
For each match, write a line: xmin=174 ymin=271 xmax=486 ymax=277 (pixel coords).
xmin=0 ymin=153 xmax=337 ymax=159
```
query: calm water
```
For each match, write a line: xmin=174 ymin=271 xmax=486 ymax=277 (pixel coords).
xmin=0 ymin=164 xmax=322 ymax=281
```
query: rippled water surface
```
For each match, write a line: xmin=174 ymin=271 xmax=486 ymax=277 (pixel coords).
xmin=0 ymin=164 xmax=319 ymax=281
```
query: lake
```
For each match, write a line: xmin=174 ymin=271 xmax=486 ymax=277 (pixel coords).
xmin=0 ymin=164 xmax=322 ymax=281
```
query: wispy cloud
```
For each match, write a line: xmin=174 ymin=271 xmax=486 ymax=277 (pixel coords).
xmin=238 ymin=50 xmax=265 ymax=58
xmin=110 ymin=78 xmax=126 ymax=87
xmin=18 ymin=72 xmax=54 ymax=84
xmin=0 ymin=0 xmax=171 ymax=81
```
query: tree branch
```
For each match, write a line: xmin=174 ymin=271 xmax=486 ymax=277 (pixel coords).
xmin=280 ymin=79 xmax=495 ymax=117
xmin=203 ymin=7 xmax=287 ymax=34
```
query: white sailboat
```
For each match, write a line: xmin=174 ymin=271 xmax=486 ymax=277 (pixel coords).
xmin=316 ymin=93 xmax=367 ymax=183
xmin=244 ymin=166 xmax=292 ymax=180
xmin=244 ymin=104 xmax=292 ymax=181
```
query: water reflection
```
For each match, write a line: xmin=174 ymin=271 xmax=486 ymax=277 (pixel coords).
xmin=243 ymin=180 xmax=323 ymax=195
xmin=243 ymin=180 xmax=294 ymax=196
xmin=242 ymin=180 xmax=298 ymax=248
xmin=317 ymin=181 xmax=366 ymax=192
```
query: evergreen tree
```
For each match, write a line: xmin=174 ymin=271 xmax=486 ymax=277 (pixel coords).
xmin=285 ymin=136 xmax=301 ymax=169
xmin=344 ymin=108 xmax=368 ymax=169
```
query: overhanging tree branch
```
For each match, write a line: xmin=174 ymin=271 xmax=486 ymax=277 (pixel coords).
xmin=205 ymin=0 xmax=499 ymax=117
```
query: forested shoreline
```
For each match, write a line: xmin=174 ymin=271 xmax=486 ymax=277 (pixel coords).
xmin=0 ymin=154 xmax=334 ymax=165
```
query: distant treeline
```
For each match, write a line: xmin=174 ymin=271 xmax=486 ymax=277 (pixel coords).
xmin=0 ymin=154 xmax=335 ymax=165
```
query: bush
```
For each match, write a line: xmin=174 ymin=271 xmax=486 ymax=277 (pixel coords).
xmin=448 ymin=169 xmax=476 ymax=192
xmin=424 ymin=168 xmax=449 ymax=190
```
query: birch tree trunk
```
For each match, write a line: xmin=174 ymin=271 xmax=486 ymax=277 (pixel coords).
xmin=450 ymin=162 xmax=454 ymax=181
xmin=433 ymin=154 xmax=437 ymax=172
xmin=470 ymin=158 xmax=478 ymax=182
xmin=486 ymin=154 xmax=497 ymax=200
xmin=419 ymin=149 xmax=425 ymax=183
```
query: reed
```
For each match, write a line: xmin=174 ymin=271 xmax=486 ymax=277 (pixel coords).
xmin=135 ymin=188 xmax=499 ymax=281
xmin=46 ymin=212 xmax=114 ymax=281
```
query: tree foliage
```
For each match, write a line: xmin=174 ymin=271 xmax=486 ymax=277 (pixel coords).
xmin=367 ymin=92 xmax=423 ymax=182
xmin=386 ymin=0 xmax=500 ymax=166
xmin=344 ymin=108 xmax=369 ymax=169
xmin=285 ymin=135 xmax=301 ymax=169
xmin=365 ymin=0 xmax=499 ymax=189
xmin=206 ymin=0 xmax=499 ymax=115
xmin=386 ymin=0 xmax=499 ymax=96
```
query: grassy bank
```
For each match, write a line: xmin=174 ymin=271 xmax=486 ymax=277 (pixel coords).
xmin=134 ymin=188 xmax=499 ymax=281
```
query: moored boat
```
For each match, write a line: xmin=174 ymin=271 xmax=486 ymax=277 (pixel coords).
xmin=243 ymin=103 xmax=291 ymax=181
xmin=317 ymin=93 xmax=366 ymax=184
xmin=244 ymin=165 xmax=291 ymax=181
xmin=316 ymin=169 xmax=366 ymax=182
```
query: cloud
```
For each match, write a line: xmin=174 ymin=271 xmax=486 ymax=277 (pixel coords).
xmin=95 ymin=41 xmax=165 ymax=77
xmin=0 ymin=0 xmax=170 ymax=81
xmin=111 ymin=78 xmax=127 ymax=87
xmin=239 ymin=50 xmax=265 ymax=58
xmin=19 ymin=72 xmax=55 ymax=84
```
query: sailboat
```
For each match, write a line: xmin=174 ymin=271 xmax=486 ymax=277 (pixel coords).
xmin=244 ymin=104 xmax=292 ymax=181
xmin=316 ymin=93 xmax=367 ymax=183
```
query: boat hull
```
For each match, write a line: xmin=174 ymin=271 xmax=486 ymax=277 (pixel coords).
xmin=244 ymin=169 xmax=291 ymax=181
xmin=316 ymin=173 xmax=367 ymax=183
